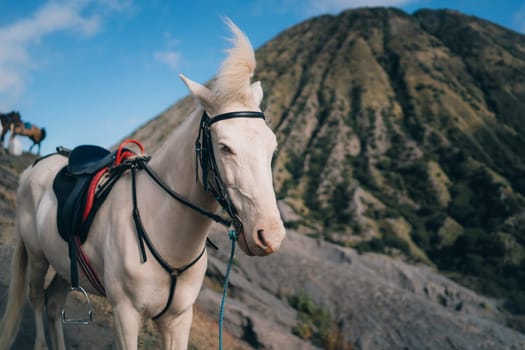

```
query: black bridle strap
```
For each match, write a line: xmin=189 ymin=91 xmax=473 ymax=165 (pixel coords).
xmin=206 ymin=111 xmax=265 ymax=126
xmin=196 ymin=110 xmax=265 ymax=220
xmin=141 ymin=162 xmax=232 ymax=227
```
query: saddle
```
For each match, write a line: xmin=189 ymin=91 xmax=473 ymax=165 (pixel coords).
xmin=53 ymin=145 xmax=133 ymax=243
xmin=49 ymin=142 xmax=147 ymax=321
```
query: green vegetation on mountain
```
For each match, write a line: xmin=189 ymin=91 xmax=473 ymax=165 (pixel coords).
xmin=288 ymin=290 xmax=353 ymax=350
xmin=252 ymin=8 xmax=525 ymax=322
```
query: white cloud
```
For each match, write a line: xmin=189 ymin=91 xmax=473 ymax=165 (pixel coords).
xmin=154 ymin=50 xmax=181 ymax=71
xmin=0 ymin=0 xmax=130 ymax=98
xmin=154 ymin=32 xmax=182 ymax=71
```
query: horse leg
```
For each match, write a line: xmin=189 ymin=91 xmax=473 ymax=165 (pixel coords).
xmin=0 ymin=126 xmax=6 ymax=146
xmin=112 ymin=301 xmax=143 ymax=350
xmin=45 ymin=273 xmax=69 ymax=350
xmin=27 ymin=253 xmax=51 ymax=350
xmin=9 ymin=123 xmax=15 ymax=141
xmin=155 ymin=307 xmax=193 ymax=350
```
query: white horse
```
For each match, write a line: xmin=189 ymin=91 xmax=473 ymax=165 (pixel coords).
xmin=0 ymin=19 xmax=285 ymax=350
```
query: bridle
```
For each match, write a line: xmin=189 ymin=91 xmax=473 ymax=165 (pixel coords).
xmin=194 ymin=110 xmax=266 ymax=230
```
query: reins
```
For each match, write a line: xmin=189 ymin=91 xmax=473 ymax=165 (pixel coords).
xmin=219 ymin=229 xmax=238 ymax=350
xmin=141 ymin=163 xmax=232 ymax=227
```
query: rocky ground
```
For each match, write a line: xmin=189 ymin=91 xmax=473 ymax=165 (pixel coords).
xmin=203 ymin=226 xmax=525 ymax=350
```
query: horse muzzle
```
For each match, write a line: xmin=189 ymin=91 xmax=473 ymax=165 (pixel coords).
xmin=237 ymin=217 xmax=285 ymax=256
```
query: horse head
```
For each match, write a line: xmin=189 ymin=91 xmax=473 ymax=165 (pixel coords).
xmin=0 ymin=110 xmax=20 ymax=121
xmin=179 ymin=19 xmax=285 ymax=256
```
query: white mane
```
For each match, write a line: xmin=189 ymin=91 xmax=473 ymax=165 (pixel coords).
xmin=213 ymin=18 xmax=257 ymax=106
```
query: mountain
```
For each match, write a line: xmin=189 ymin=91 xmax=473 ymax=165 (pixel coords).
xmin=257 ymin=7 xmax=525 ymax=321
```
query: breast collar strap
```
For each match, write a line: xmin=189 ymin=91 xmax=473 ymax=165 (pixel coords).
xmin=195 ymin=110 xmax=265 ymax=221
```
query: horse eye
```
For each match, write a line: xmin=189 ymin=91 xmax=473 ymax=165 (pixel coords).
xmin=219 ymin=143 xmax=235 ymax=155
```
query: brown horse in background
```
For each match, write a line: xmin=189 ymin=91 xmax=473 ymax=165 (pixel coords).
xmin=0 ymin=111 xmax=46 ymax=155
xmin=13 ymin=123 xmax=47 ymax=155
xmin=0 ymin=110 xmax=22 ymax=144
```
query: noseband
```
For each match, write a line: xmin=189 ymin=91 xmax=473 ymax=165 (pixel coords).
xmin=195 ymin=110 xmax=266 ymax=227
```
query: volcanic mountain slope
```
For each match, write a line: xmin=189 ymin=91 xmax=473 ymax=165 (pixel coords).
xmin=254 ymin=7 xmax=525 ymax=241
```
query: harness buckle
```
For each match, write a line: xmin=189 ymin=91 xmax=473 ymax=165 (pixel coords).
xmin=61 ymin=286 xmax=94 ymax=325
xmin=170 ymin=270 xmax=182 ymax=278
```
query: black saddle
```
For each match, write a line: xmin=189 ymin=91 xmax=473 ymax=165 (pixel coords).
xmin=53 ymin=145 xmax=127 ymax=243
xmin=68 ymin=145 xmax=113 ymax=175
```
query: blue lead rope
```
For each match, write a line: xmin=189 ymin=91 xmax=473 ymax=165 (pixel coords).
xmin=219 ymin=229 xmax=238 ymax=350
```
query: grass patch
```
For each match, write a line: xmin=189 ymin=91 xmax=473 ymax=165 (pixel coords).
xmin=288 ymin=290 xmax=353 ymax=350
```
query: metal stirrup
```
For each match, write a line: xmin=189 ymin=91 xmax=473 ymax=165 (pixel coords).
xmin=61 ymin=286 xmax=94 ymax=325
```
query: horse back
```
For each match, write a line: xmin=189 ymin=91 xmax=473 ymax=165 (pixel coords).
xmin=18 ymin=154 xmax=67 ymax=214
xmin=17 ymin=154 xmax=104 ymax=288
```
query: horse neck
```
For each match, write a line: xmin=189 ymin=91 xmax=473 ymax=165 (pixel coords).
xmin=140 ymin=108 xmax=218 ymax=264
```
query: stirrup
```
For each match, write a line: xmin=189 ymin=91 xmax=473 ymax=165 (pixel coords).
xmin=61 ymin=286 xmax=94 ymax=325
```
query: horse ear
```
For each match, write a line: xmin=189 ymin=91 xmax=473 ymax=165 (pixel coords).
xmin=251 ymin=81 xmax=263 ymax=107
xmin=179 ymin=74 xmax=216 ymax=113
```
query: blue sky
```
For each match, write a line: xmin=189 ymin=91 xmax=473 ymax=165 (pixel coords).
xmin=1 ymin=0 xmax=524 ymax=155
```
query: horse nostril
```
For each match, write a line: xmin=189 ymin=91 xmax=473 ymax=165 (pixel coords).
xmin=257 ymin=229 xmax=268 ymax=248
